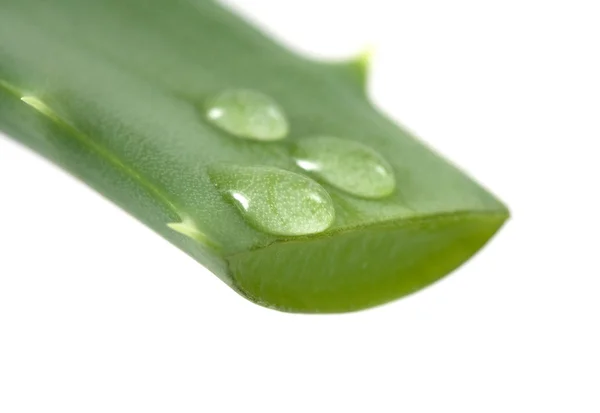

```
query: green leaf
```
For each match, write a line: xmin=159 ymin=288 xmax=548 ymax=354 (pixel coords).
xmin=0 ymin=0 xmax=508 ymax=313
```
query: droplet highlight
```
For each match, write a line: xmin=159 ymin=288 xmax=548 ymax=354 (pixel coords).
xmin=205 ymin=89 xmax=289 ymax=141
xmin=208 ymin=165 xmax=335 ymax=236
xmin=293 ymin=136 xmax=396 ymax=199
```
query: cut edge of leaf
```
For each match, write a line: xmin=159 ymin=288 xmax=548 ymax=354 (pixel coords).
xmin=226 ymin=209 xmax=509 ymax=313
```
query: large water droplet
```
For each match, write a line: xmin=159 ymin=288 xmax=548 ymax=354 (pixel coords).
xmin=205 ymin=89 xmax=289 ymax=141
xmin=208 ymin=165 xmax=335 ymax=236
xmin=293 ymin=136 xmax=396 ymax=199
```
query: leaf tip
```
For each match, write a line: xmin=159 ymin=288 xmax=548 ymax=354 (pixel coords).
xmin=353 ymin=44 xmax=376 ymax=76
xmin=332 ymin=44 xmax=376 ymax=93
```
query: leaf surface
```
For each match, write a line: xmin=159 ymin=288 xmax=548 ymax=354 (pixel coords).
xmin=0 ymin=0 xmax=508 ymax=312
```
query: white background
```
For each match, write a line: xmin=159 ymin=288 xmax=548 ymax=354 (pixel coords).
xmin=1 ymin=0 xmax=599 ymax=411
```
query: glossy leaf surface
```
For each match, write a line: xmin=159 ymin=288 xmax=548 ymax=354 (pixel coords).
xmin=0 ymin=0 xmax=508 ymax=312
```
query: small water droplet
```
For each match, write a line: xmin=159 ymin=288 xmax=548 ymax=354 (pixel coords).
xmin=208 ymin=165 xmax=335 ymax=236
xmin=293 ymin=136 xmax=396 ymax=199
xmin=205 ymin=89 xmax=289 ymax=141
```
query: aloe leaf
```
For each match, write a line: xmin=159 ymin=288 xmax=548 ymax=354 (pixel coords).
xmin=0 ymin=0 xmax=509 ymax=313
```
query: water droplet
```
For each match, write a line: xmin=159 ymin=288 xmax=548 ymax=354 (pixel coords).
xmin=205 ymin=89 xmax=289 ymax=141
xmin=293 ymin=136 xmax=396 ymax=199
xmin=208 ymin=165 xmax=335 ymax=236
